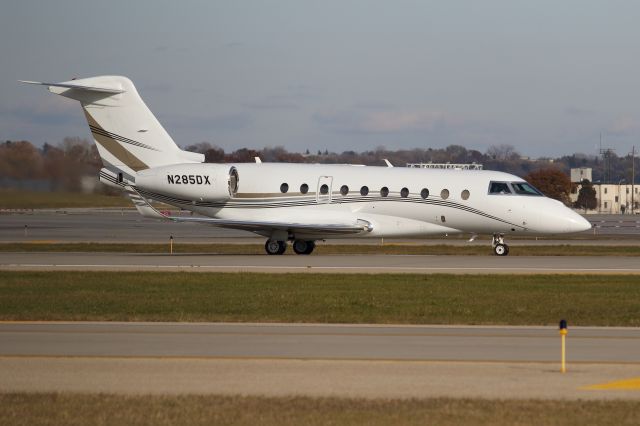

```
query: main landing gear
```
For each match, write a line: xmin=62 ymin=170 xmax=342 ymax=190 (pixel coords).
xmin=264 ymin=239 xmax=316 ymax=255
xmin=492 ymin=234 xmax=510 ymax=256
xmin=265 ymin=240 xmax=287 ymax=255
xmin=292 ymin=239 xmax=315 ymax=255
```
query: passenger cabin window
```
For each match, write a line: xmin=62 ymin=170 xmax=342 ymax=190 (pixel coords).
xmin=420 ymin=188 xmax=429 ymax=199
xmin=489 ymin=182 xmax=512 ymax=195
xmin=360 ymin=186 xmax=369 ymax=196
xmin=400 ymin=187 xmax=409 ymax=198
xmin=340 ymin=185 xmax=349 ymax=196
xmin=280 ymin=183 xmax=289 ymax=193
xmin=300 ymin=183 xmax=309 ymax=194
xmin=440 ymin=189 xmax=449 ymax=200
xmin=511 ymin=182 xmax=542 ymax=196
xmin=461 ymin=189 xmax=470 ymax=200
xmin=320 ymin=184 xmax=329 ymax=195
xmin=380 ymin=187 xmax=389 ymax=197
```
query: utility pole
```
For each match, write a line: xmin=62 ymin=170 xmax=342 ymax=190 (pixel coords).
xmin=632 ymin=146 xmax=636 ymax=214
xmin=599 ymin=134 xmax=615 ymax=184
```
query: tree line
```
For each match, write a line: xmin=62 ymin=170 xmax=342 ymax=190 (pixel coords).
xmin=1 ymin=139 xmax=636 ymax=206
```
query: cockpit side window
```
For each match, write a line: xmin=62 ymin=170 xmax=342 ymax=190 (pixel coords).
xmin=489 ymin=181 xmax=512 ymax=195
xmin=511 ymin=182 xmax=543 ymax=196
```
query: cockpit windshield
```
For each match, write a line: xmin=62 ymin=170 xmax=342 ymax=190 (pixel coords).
xmin=511 ymin=182 xmax=542 ymax=196
xmin=489 ymin=181 xmax=512 ymax=194
xmin=488 ymin=181 xmax=543 ymax=196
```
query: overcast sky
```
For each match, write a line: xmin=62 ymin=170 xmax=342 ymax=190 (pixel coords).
xmin=2 ymin=0 xmax=640 ymax=157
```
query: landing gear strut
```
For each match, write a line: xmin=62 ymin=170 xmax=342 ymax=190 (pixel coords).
xmin=265 ymin=240 xmax=287 ymax=255
xmin=492 ymin=234 xmax=509 ymax=256
xmin=292 ymin=240 xmax=315 ymax=255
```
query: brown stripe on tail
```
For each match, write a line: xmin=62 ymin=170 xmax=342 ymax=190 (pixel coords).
xmin=83 ymin=109 xmax=149 ymax=171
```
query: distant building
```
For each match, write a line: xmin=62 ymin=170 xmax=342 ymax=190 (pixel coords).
xmin=570 ymin=167 xmax=592 ymax=183
xmin=570 ymin=182 xmax=639 ymax=214
xmin=406 ymin=162 xmax=483 ymax=170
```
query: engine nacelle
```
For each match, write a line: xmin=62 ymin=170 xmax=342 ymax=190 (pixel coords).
xmin=135 ymin=163 xmax=239 ymax=202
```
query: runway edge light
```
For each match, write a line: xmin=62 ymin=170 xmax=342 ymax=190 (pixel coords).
xmin=559 ymin=319 xmax=568 ymax=373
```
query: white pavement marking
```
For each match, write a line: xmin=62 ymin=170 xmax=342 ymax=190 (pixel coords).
xmin=4 ymin=263 xmax=640 ymax=273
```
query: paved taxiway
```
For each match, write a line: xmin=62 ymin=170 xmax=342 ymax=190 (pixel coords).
xmin=2 ymin=252 xmax=640 ymax=274
xmin=2 ymin=210 xmax=640 ymax=244
xmin=1 ymin=322 xmax=639 ymax=399
xmin=3 ymin=322 xmax=640 ymax=362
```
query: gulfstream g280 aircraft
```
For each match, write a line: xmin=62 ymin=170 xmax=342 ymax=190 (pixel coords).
xmin=22 ymin=76 xmax=591 ymax=255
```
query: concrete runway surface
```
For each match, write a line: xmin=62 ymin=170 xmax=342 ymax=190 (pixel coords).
xmin=1 ymin=322 xmax=639 ymax=399
xmin=2 ymin=252 xmax=640 ymax=274
xmin=2 ymin=210 xmax=640 ymax=244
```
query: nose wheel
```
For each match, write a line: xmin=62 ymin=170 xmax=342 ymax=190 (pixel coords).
xmin=265 ymin=240 xmax=287 ymax=255
xmin=492 ymin=234 xmax=509 ymax=256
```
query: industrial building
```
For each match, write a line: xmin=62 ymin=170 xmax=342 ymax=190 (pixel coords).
xmin=569 ymin=168 xmax=638 ymax=214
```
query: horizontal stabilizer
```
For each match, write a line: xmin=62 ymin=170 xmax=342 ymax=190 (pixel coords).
xmin=19 ymin=80 xmax=125 ymax=94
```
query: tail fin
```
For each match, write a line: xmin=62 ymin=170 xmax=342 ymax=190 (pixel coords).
xmin=21 ymin=76 xmax=203 ymax=180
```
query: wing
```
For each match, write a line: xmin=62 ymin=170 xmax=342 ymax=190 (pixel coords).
xmin=124 ymin=185 xmax=371 ymax=236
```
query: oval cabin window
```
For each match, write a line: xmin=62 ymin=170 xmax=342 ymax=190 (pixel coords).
xmin=340 ymin=185 xmax=349 ymax=196
xmin=320 ymin=184 xmax=329 ymax=195
xmin=360 ymin=186 xmax=369 ymax=196
xmin=440 ymin=189 xmax=449 ymax=200
xmin=280 ymin=183 xmax=289 ymax=193
xmin=461 ymin=189 xmax=470 ymax=200
xmin=421 ymin=188 xmax=429 ymax=199
xmin=400 ymin=187 xmax=409 ymax=198
xmin=380 ymin=187 xmax=389 ymax=197
xmin=300 ymin=183 xmax=309 ymax=194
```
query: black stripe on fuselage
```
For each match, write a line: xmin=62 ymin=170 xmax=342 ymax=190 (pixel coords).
xmin=133 ymin=186 xmax=525 ymax=229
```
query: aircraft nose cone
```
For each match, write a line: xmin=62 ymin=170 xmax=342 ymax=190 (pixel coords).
xmin=533 ymin=201 xmax=593 ymax=234
xmin=566 ymin=212 xmax=592 ymax=233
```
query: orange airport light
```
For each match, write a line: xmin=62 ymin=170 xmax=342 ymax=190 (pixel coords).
xmin=559 ymin=319 xmax=568 ymax=373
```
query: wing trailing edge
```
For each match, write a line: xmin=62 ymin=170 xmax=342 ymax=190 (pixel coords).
xmin=124 ymin=185 xmax=371 ymax=236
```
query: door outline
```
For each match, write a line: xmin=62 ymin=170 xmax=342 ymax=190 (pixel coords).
xmin=316 ymin=176 xmax=333 ymax=204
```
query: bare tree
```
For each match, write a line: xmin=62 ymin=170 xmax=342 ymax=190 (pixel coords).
xmin=486 ymin=144 xmax=519 ymax=161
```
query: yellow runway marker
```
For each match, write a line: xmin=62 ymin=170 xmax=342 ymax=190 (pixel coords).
xmin=583 ymin=377 xmax=640 ymax=390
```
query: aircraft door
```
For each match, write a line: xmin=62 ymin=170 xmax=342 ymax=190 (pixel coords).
xmin=316 ymin=176 xmax=333 ymax=204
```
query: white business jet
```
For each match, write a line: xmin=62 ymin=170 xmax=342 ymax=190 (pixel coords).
xmin=22 ymin=76 xmax=591 ymax=255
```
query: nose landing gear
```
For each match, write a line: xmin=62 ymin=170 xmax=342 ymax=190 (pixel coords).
xmin=492 ymin=234 xmax=509 ymax=256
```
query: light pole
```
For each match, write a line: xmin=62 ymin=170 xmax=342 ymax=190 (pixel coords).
xmin=595 ymin=180 xmax=601 ymax=213
xmin=632 ymin=146 xmax=636 ymax=215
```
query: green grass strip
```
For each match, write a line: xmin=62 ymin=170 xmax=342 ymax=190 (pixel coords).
xmin=1 ymin=272 xmax=640 ymax=325
xmin=3 ymin=242 xmax=640 ymax=256
xmin=0 ymin=190 xmax=131 ymax=209
xmin=1 ymin=393 xmax=639 ymax=426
